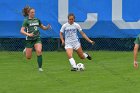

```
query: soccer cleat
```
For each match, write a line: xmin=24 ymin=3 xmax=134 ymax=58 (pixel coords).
xmin=86 ymin=53 xmax=92 ymax=60
xmin=23 ymin=48 xmax=26 ymax=55
xmin=39 ymin=68 xmax=44 ymax=72
xmin=71 ymin=68 xmax=77 ymax=71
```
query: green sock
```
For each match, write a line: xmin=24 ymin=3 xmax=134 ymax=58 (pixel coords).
xmin=37 ymin=55 xmax=42 ymax=68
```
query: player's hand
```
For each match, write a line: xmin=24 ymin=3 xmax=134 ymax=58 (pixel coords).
xmin=47 ymin=24 xmax=51 ymax=30
xmin=61 ymin=41 xmax=65 ymax=46
xmin=27 ymin=33 xmax=34 ymax=37
xmin=134 ymin=61 xmax=138 ymax=68
xmin=90 ymin=40 xmax=95 ymax=45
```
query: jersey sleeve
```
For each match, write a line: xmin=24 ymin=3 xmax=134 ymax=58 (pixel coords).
xmin=38 ymin=19 xmax=42 ymax=26
xmin=76 ymin=23 xmax=82 ymax=32
xmin=22 ymin=19 xmax=28 ymax=27
xmin=134 ymin=34 xmax=140 ymax=44
xmin=60 ymin=24 xmax=65 ymax=33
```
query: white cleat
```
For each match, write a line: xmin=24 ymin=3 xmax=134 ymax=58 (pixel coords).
xmin=23 ymin=48 xmax=26 ymax=55
xmin=39 ymin=68 xmax=44 ymax=72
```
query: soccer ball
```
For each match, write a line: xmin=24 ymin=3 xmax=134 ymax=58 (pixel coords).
xmin=77 ymin=63 xmax=85 ymax=71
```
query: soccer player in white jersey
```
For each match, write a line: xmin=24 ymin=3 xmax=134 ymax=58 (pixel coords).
xmin=60 ymin=13 xmax=94 ymax=71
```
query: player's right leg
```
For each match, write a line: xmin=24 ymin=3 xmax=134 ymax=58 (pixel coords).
xmin=25 ymin=48 xmax=33 ymax=59
xmin=24 ymin=40 xmax=33 ymax=59
xmin=65 ymin=47 xmax=77 ymax=71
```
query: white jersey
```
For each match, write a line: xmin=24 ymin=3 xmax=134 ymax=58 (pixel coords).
xmin=60 ymin=22 xmax=82 ymax=44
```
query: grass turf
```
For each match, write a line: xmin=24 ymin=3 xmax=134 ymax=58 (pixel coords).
xmin=0 ymin=51 xmax=140 ymax=93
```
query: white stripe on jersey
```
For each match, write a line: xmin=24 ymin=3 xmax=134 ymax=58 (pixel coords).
xmin=26 ymin=27 xmax=29 ymax=40
xmin=60 ymin=22 xmax=82 ymax=44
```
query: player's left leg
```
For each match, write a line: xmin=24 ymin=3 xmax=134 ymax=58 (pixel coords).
xmin=76 ymin=46 xmax=85 ymax=59
xmin=34 ymin=43 xmax=43 ymax=71
xmin=75 ymin=42 xmax=92 ymax=60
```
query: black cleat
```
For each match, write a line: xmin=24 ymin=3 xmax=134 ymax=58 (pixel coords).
xmin=86 ymin=53 xmax=92 ymax=60
xmin=71 ymin=68 xmax=77 ymax=71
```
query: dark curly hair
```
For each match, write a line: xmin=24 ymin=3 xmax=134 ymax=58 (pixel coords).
xmin=22 ymin=6 xmax=33 ymax=17
xmin=68 ymin=13 xmax=75 ymax=19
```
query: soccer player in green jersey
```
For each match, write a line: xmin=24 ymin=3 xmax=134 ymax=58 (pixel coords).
xmin=134 ymin=35 xmax=140 ymax=68
xmin=20 ymin=6 xmax=51 ymax=71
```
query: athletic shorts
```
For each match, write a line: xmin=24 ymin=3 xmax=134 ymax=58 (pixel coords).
xmin=134 ymin=34 xmax=140 ymax=45
xmin=25 ymin=38 xmax=42 ymax=48
xmin=65 ymin=41 xmax=81 ymax=50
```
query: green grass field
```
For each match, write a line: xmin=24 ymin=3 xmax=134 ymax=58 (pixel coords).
xmin=0 ymin=51 xmax=140 ymax=93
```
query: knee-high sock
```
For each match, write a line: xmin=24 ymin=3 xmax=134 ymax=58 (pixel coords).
xmin=83 ymin=53 xmax=88 ymax=58
xmin=69 ymin=58 xmax=77 ymax=68
xmin=37 ymin=55 xmax=42 ymax=68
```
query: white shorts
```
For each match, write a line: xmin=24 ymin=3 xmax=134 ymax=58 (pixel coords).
xmin=65 ymin=41 xmax=81 ymax=50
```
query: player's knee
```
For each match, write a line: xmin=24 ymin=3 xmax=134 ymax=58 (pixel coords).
xmin=134 ymin=46 xmax=139 ymax=50
xmin=80 ymin=55 xmax=85 ymax=59
xmin=36 ymin=50 xmax=42 ymax=55
xmin=67 ymin=55 xmax=73 ymax=59
xmin=26 ymin=56 xmax=31 ymax=60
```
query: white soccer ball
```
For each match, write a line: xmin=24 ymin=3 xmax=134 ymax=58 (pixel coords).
xmin=77 ymin=63 xmax=85 ymax=71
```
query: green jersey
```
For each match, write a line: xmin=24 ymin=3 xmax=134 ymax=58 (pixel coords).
xmin=134 ymin=34 xmax=140 ymax=45
xmin=22 ymin=17 xmax=42 ymax=40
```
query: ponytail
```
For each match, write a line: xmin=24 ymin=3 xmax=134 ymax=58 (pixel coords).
xmin=22 ymin=6 xmax=31 ymax=17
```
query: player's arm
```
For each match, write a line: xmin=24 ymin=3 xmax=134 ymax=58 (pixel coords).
xmin=76 ymin=23 xmax=94 ymax=44
xmin=21 ymin=19 xmax=34 ymax=37
xmin=20 ymin=27 xmax=34 ymax=37
xmin=60 ymin=32 xmax=65 ymax=46
xmin=40 ymin=24 xmax=51 ymax=30
xmin=60 ymin=25 xmax=65 ymax=46
xmin=134 ymin=44 xmax=139 ymax=68
xmin=38 ymin=19 xmax=51 ymax=30
xmin=80 ymin=31 xmax=94 ymax=44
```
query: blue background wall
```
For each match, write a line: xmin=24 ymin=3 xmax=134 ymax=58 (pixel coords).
xmin=0 ymin=0 xmax=140 ymax=38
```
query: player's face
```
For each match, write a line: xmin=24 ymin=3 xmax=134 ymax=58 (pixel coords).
xmin=28 ymin=9 xmax=35 ymax=18
xmin=68 ymin=16 xmax=75 ymax=24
